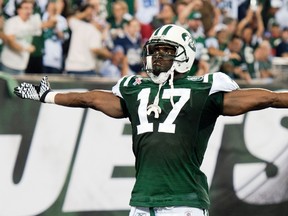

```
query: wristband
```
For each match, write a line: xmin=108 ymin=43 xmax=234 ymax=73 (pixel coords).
xmin=44 ymin=92 xmax=57 ymax=103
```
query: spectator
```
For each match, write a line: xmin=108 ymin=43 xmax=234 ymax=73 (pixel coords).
xmin=185 ymin=9 xmax=210 ymax=76
xmin=236 ymin=6 xmax=264 ymax=78
xmin=275 ymin=27 xmax=288 ymax=57
xmin=106 ymin=0 xmax=132 ymax=40
xmin=213 ymin=0 xmax=240 ymax=20
xmin=266 ymin=20 xmax=282 ymax=56
xmin=274 ymin=0 xmax=288 ymax=29
xmin=150 ymin=3 xmax=176 ymax=30
xmin=188 ymin=58 xmax=210 ymax=76
xmin=198 ymin=0 xmax=217 ymax=34
xmin=206 ymin=24 xmax=241 ymax=73
xmin=253 ymin=40 xmax=274 ymax=79
xmin=87 ymin=0 xmax=108 ymax=32
xmin=25 ymin=0 xmax=45 ymax=74
xmin=187 ymin=11 xmax=208 ymax=68
xmin=55 ymin=0 xmax=72 ymax=69
xmin=174 ymin=0 xmax=189 ymax=29
xmin=87 ymin=0 xmax=108 ymax=21
xmin=187 ymin=11 xmax=205 ymax=40
xmin=0 ymin=0 xmax=42 ymax=75
xmin=175 ymin=0 xmax=203 ymax=29
xmin=134 ymin=0 xmax=160 ymax=42
xmin=87 ymin=0 xmax=114 ymax=52
xmin=55 ymin=0 xmax=71 ymax=18
xmin=114 ymin=18 xmax=142 ymax=75
xmin=262 ymin=0 xmax=282 ymax=31
xmin=134 ymin=0 xmax=160 ymax=25
xmin=25 ymin=0 xmax=60 ymax=74
xmin=220 ymin=34 xmax=251 ymax=82
xmin=236 ymin=4 xmax=264 ymax=40
xmin=99 ymin=45 xmax=129 ymax=78
xmin=222 ymin=16 xmax=237 ymax=40
xmin=42 ymin=0 xmax=69 ymax=74
xmin=64 ymin=4 xmax=111 ymax=76
xmin=84 ymin=0 xmax=113 ymax=71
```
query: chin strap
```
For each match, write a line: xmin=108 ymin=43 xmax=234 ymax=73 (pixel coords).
xmin=147 ymin=83 xmax=163 ymax=118
xmin=168 ymin=71 xmax=175 ymax=107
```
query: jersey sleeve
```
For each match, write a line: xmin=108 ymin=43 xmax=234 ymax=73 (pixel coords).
xmin=206 ymin=72 xmax=239 ymax=95
xmin=112 ymin=75 xmax=136 ymax=118
xmin=112 ymin=75 xmax=135 ymax=98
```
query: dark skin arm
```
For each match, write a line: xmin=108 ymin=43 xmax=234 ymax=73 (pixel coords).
xmin=54 ymin=90 xmax=125 ymax=119
xmin=223 ymin=88 xmax=288 ymax=116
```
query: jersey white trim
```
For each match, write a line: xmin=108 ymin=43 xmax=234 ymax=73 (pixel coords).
xmin=112 ymin=75 xmax=135 ymax=98
xmin=123 ymin=75 xmax=134 ymax=86
xmin=208 ymin=72 xmax=239 ymax=95
xmin=112 ymin=77 xmax=125 ymax=98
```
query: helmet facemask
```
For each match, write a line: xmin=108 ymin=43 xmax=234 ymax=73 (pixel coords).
xmin=143 ymin=41 xmax=178 ymax=84
xmin=143 ymin=29 xmax=195 ymax=84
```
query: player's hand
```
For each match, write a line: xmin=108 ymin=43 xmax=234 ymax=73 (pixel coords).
xmin=14 ymin=76 xmax=51 ymax=102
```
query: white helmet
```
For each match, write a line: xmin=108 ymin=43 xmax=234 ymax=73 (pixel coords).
xmin=143 ymin=24 xmax=196 ymax=84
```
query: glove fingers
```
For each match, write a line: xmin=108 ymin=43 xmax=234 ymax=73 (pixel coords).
xmin=14 ymin=83 xmax=28 ymax=98
xmin=14 ymin=87 xmax=23 ymax=98
xmin=13 ymin=76 xmax=51 ymax=101
xmin=40 ymin=76 xmax=50 ymax=90
xmin=39 ymin=76 xmax=51 ymax=102
xmin=13 ymin=82 xmax=40 ymax=100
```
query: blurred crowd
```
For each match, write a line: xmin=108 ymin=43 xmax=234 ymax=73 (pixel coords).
xmin=0 ymin=0 xmax=288 ymax=83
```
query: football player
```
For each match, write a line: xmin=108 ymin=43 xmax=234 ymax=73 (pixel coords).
xmin=14 ymin=24 xmax=288 ymax=216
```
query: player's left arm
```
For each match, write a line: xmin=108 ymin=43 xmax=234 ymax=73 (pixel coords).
xmin=223 ymin=88 xmax=288 ymax=116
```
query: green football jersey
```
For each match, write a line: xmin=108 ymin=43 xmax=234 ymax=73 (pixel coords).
xmin=112 ymin=72 xmax=239 ymax=209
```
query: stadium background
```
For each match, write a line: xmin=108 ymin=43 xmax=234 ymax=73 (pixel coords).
xmin=0 ymin=76 xmax=288 ymax=216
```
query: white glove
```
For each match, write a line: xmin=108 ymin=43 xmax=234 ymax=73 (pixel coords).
xmin=14 ymin=76 xmax=51 ymax=102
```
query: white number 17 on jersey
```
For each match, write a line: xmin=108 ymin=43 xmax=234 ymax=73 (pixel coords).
xmin=137 ymin=88 xmax=190 ymax=134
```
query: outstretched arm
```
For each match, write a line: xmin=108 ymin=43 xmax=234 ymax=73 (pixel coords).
xmin=223 ymin=88 xmax=288 ymax=116
xmin=54 ymin=90 xmax=125 ymax=118
xmin=14 ymin=76 xmax=125 ymax=119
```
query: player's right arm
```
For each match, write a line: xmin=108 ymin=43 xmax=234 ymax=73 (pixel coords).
xmin=14 ymin=76 xmax=125 ymax=119
xmin=54 ymin=90 xmax=125 ymax=118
